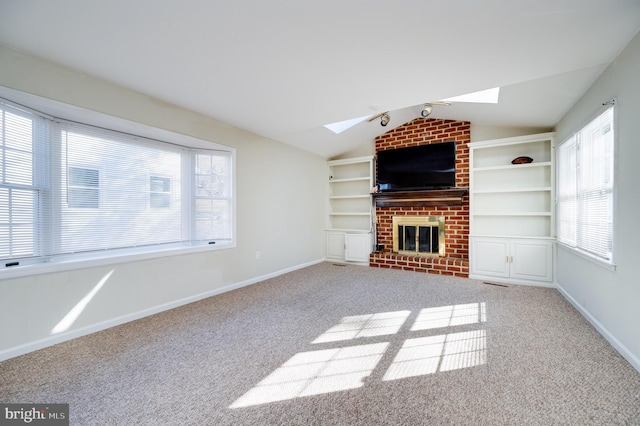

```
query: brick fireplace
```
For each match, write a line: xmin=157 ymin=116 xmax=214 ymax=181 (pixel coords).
xmin=369 ymin=118 xmax=470 ymax=277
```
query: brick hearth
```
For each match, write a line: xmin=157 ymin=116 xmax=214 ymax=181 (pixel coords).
xmin=370 ymin=251 xmax=469 ymax=277
xmin=370 ymin=118 xmax=470 ymax=277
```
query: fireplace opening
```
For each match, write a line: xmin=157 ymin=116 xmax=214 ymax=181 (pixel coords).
xmin=392 ymin=216 xmax=445 ymax=257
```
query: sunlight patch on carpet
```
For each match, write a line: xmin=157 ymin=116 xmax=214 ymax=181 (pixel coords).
xmin=312 ymin=310 xmax=411 ymax=344
xmin=411 ymin=303 xmax=486 ymax=331
xmin=229 ymin=342 xmax=389 ymax=408
xmin=382 ymin=330 xmax=487 ymax=381
xmin=231 ymin=303 xmax=488 ymax=408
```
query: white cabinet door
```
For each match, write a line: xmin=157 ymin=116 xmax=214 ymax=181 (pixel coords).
xmin=471 ymin=237 xmax=509 ymax=278
xmin=510 ymin=239 xmax=553 ymax=282
xmin=326 ymin=232 xmax=345 ymax=260
xmin=471 ymin=237 xmax=553 ymax=285
xmin=345 ymin=233 xmax=371 ymax=263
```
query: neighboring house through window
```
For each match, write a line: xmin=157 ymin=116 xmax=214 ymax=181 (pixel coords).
xmin=68 ymin=167 xmax=99 ymax=208
xmin=150 ymin=176 xmax=171 ymax=209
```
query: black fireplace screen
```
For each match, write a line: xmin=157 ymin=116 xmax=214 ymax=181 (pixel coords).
xmin=398 ymin=225 xmax=439 ymax=254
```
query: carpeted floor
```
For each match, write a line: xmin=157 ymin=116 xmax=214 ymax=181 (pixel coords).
xmin=1 ymin=262 xmax=639 ymax=425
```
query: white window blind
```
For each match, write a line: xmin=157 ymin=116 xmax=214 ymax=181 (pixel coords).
xmin=57 ymin=121 xmax=186 ymax=254
xmin=194 ymin=152 xmax=233 ymax=240
xmin=557 ymin=105 xmax=614 ymax=263
xmin=1 ymin=97 xmax=234 ymax=269
xmin=557 ymin=136 xmax=577 ymax=246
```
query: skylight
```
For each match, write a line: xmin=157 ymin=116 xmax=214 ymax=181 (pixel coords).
xmin=324 ymin=115 xmax=370 ymax=134
xmin=323 ymin=87 xmax=500 ymax=134
xmin=443 ymin=87 xmax=500 ymax=104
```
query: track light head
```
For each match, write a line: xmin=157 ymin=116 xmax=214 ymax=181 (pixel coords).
xmin=380 ymin=113 xmax=390 ymax=127
xmin=421 ymin=104 xmax=433 ymax=118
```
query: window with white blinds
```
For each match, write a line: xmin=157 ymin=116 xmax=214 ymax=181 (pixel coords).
xmin=557 ymin=104 xmax=614 ymax=264
xmin=0 ymin=98 xmax=234 ymax=269
xmin=0 ymin=104 xmax=49 ymax=261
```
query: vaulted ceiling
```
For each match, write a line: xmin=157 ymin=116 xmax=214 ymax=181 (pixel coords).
xmin=1 ymin=0 xmax=639 ymax=158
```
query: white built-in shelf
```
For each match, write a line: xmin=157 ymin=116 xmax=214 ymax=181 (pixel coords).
xmin=329 ymin=195 xmax=371 ymax=199
xmin=472 ymin=161 xmax=552 ymax=172
xmin=470 ymin=132 xmax=555 ymax=239
xmin=472 ymin=187 xmax=551 ymax=194
xmin=473 ymin=212 xmax=552 ymax=216
xmin=328 ymin=228 xmax=371 ymax=233
xmin=326 ymin=156 xmax=374 ymax=233
xmin=329 ymin=177 xmax=371 ymax=183
xmin=472 ymin=233 xmax=556 ymax=240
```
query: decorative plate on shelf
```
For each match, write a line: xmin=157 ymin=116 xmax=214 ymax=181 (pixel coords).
xmin=511 ymin=156 xmax=533 ymax=164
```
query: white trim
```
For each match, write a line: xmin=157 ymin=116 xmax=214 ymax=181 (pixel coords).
xmin=0 ymin=258 xmax=325 ymax=362
xmin=469 ymin=273 xmax=555 ymax=288
xmin=556 ymin=282 xmax=640 ymax=374
xmin=0 ymin=86 xmax=232 ymax=152
xmin=556 ymin=242 xmax=616 ymax=272
xmin=0 ymin=241 xmax=236 ymax=280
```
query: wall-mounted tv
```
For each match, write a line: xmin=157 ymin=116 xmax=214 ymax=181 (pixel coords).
xmin=377 ymin=141 xmax=456 ymax=192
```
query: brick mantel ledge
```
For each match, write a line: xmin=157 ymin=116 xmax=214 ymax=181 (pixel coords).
xmin=372 ymin=188 xmax=468 ymax=208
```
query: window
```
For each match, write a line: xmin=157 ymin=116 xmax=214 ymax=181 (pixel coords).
xmin=194 ymin=152 xmax=232 ymax=240
xmin=557 ymin=104 xmax=614 ymax=265
xmin=68 ymin=167 xmax=100 ymax=208
xmin=0 ymin=104 xmax=48 ymax=261
xmin=0 ymin=96 xmax=234 ymax=272
xmin=150 ymin=176 xmax=171 ymax=208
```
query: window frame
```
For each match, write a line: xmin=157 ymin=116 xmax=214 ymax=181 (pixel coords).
xmin=556 ymin=102 xmax=616 ymax=271
xmin=0 ymin=88 xmax=236 ymax=280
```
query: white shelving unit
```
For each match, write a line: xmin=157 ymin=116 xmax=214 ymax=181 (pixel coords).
xmin=469 ymin=133 xmax=555 ymax=286
xmin=326 ymin=156 xmax=374 ymax=265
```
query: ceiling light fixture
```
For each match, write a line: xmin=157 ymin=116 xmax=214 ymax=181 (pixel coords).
xmin=420 ymin=104 xmax=433 ymax=118
xmin=418 ymin=101 xmax=452 ymax=119
xmin=368 ymin=111 xmax=391 ymax=126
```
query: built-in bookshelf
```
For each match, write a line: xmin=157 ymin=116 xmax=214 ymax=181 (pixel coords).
xmin=469 ymin=133 xmax=555 ymax=286
xmin=326 ymin=156 xmax=374 ymax=264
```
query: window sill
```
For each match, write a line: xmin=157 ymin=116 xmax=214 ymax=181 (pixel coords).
xmin=557 ymin=242 xmax=617 ymax=272
xmin=0 ymin=241 xmax=235 ymax=281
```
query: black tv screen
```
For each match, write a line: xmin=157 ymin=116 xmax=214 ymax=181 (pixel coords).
xmin=377 ymin=142 xmax=456 ymax=192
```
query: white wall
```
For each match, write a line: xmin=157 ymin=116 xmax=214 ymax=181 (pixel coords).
xmin=554 ymin=30 xmax=640 ymax=371
xmin=0 ymin=46 xmax=326 ymax=360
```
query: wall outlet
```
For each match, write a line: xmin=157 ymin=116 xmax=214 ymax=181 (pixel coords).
xmin=255 ymin=250 xmax=261 ymax=259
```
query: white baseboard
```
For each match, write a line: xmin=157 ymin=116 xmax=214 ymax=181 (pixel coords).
xmin=556 ymin=282 xmax=640 ymax=373
xmin=0 ymin=258 xmax=325 ymax=362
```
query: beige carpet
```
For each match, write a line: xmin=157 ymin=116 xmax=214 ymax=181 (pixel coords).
xmin=2 ymin=262 xmax=640 ymax=425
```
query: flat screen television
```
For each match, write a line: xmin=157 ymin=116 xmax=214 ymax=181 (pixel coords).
xmin=377 ymin=141 xmax=456 ymax=192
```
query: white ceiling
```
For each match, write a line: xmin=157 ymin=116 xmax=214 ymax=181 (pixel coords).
xmin=1 ymin=0 xmax=639 ymax=158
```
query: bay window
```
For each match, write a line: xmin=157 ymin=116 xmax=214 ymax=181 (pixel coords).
xmin=0 ymin=96 xmax=234 ymax=274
